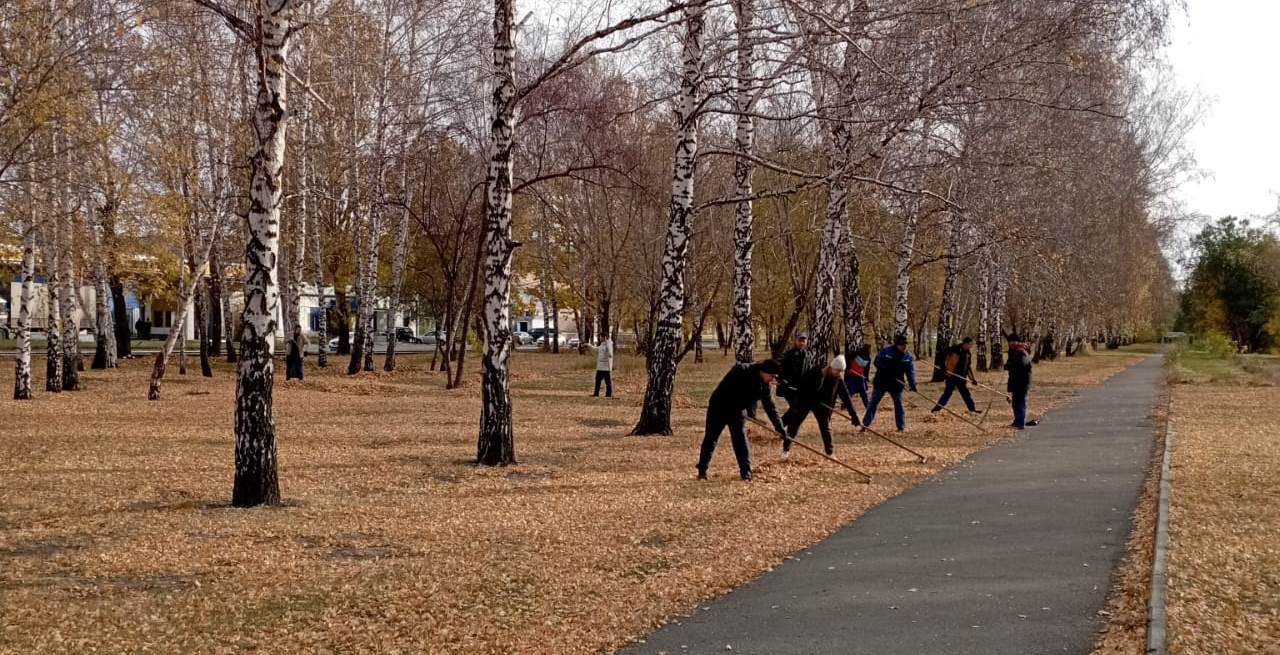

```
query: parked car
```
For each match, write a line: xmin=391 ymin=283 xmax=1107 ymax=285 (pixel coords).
xmin=395 ymin=327 xmax=422 ymax=344
xmin=567 ymin=337 xmax=581 ymax=349
xmin=530 ymin=329 xmax=561 ymax=346
xmin=514 ymin=331 xmax=534 ymax=345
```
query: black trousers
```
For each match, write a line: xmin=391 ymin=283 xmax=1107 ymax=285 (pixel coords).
xmin=697 ymin=411 xmax=752 ymax=479
xmin=285 ymin=353 xmax=304 ymax=380
xmin=783 ymin=404 xmax=835 ymax=455
xmin=593 ymin=370 xmax=613 ymax=397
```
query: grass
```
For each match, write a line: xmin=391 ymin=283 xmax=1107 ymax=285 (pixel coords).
xmin=1167 ymin=344 xmax=1280 ymax=385
xmin=1161 ymin=347 xmax=1280 ymax=654
xmin=2 ymin=347 xmax=1148 ymax=654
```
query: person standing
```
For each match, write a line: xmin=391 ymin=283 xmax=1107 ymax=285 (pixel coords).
xmin=862 ymin=334 xmax=917 ymax=432
xmin=778 ymin=332 xmax=808 ymax=406
xmin=592 ymin=337 xmax=614 ymax=397
xmin=286 ymin=324 xmax=308 ymax=380
xmin=1005 ymin=335 xmax=1034 ymax=429
xmin=932 ymin=337 xmax=981 ymax=414
xmin=697 ymin=359 xmax=788 ymax=481
xmin=783 ymin=355 xmax=859 ymax=458
xmin=844 ymin=343 xmax=872 ymax=409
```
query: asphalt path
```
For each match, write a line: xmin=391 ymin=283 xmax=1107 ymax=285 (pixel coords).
xmin=621 ymin=355 xmax=1164 ymax=655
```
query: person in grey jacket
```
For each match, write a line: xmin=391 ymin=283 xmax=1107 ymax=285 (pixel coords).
xmin=592 ymin=337 xmax=614 ymax=397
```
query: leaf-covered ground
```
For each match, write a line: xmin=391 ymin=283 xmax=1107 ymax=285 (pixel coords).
xmin=1165 ymin=354 xmax=1280 ymax=654
xmin=2 ymin=348 xmax=1144 ymax=654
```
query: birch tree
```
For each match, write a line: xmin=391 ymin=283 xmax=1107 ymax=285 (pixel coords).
xmin=631 ymin=1 xmax=705 ymax=436
xmin=13 ymin=219 xmax=37 ymax=400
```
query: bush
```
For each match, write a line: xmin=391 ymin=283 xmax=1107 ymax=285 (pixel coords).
xmin=1198 ymin=331 xmax=1236 ymax=359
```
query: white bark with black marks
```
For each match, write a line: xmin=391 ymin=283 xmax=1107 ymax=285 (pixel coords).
xmin=810 ymin=45 xmax=858 ymax=367
xmin=976 ymin=253 xmax=990 ymax=371
xmin=931 ymin=211 xmax=963 ymax=379
xmin=840 ymin=228 xmax=865 ymax=355
xmin=730 ymin=0 xmax=755 ymax=364
xmin=41 ymin=223 xmax=63 ymax=393
xmin=633 ymin=1 xmax=704 ymax=436
xmin=13 ymin=222 xmax=36 ymax=400
xmin=477 ymin=0 xmax=519 ymax=465
xmin=233 ymin=0 xmax=300 ymax=508
xmin=384 ymin=160 xmax=410 ymax=372
xmin=988 ymin=256 xmax=1007 ymax=370
xmin=89 ymin=206 xmax=117 ymax=369
xmin=59 ymin=207 xmax=81 ymax=390
xmin=891 ymin=196 xmax=922 ymax=340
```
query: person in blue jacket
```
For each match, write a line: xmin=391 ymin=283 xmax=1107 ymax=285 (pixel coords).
xmin=862 ymin=334 xmax=917 ymax=432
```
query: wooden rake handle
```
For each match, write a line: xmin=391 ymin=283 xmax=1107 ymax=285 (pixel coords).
xmin=744 ymin=416 xmax=871 ymax=483
xmin=821 ymin=403 xmax=928 ymax=463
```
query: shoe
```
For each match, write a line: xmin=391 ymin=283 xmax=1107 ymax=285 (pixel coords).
xmin=781 ymin=450 xmax=790 ymax=461
xmin=930 ymin=407 xmax=941 ymax=413
xmin=741 ymin=472 xmax=753 ymax=482
xmin=1012 ymin=425 xmax=1025 ymax=430
xmin=696 ymin=470 xmax=708 ymax=480
xmin=825 ymin=449 xmax=834 ymax=457
xmin=1025 ymin=420 xmax=1039 ymax=427
xmin=969 ymin=409 xmax=983 ymax=414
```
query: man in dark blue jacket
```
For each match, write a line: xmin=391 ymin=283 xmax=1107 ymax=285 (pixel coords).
xmin=697 ymin=359 xmax=788 ymax=481
xmin=862 ymin=334 xmax=917 ymax=432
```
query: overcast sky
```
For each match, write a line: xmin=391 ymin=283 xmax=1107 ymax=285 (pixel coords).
xmin=1165 ymin=0 xmax=1280 ymax=224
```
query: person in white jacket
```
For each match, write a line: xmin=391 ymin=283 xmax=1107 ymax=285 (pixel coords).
xmin=593 ymin=337 xmax=615 ymax=397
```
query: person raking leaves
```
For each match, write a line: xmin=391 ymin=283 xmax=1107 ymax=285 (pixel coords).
xmin=782 ymin=355 xmax=859 ymax=459
xmin=696 ymin=359 xmax=788 ymax=482
xmin=862 ymin=334 xmax=917 ymax=432
xmin=932 ymin=337 xmax=982 ymax=415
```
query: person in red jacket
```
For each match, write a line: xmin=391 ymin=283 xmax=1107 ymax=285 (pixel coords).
xmin=843 ymin=344 xmax=872 ymax=409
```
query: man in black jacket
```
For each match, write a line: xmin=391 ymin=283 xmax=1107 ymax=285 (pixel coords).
xmin=697 ymin=359 xmax=788 ymax=481
xmin=783 ymin=355 xmax=859 ymax=458
xmin=778 ymin=332 xmax=809 ymax=406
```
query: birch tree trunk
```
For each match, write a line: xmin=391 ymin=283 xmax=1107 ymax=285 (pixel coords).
xmin=59 ymin=207 xmax=82 ymax=390
xmin=347 ymin=206 xmax=367 ymax=374
xmin=42 ymin=222 xmax=64 ymax=393
xmin=891 ymin=196 xmax=922 ymax=341
xmin=309 ymin=188 xmax=327 ymax=368
xmin=208 ymin=254 xmax=222 ymax=357
xmin=840 ymin=228 xmax=865 ymax=356
xmin=89 ymin=204 xmax=117 ymax=369
xmin=102 ymin=203 xmax=132 ymax=359
xmin=811 ymin=160 xmax=846 ymax=365
xmin=213 ymin=247 xmax=237 ymax=362
xmin=384 ymin=161 xmax=410 ymax=372
xmin=810 ymin=47 xmax=857 ymax=367
xmin=233 ymin=0 xmax=299 ymax=508
xmin=13 ymin=222 xmax=36 ymax=400
xmin=930 ymin=211 xmax=963 ymax=380
xmin=476 ymin=0 xmax=519 ymax=465
xmin=632 ymin=2 xmax=704 ymax=436
xmin=730 ymin=0 xmax=755 ymax=364
xmin=988 ymin=259 xmax=1007 ymax=370
xmin=976 ymin=255 xmax=990 ymax=371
